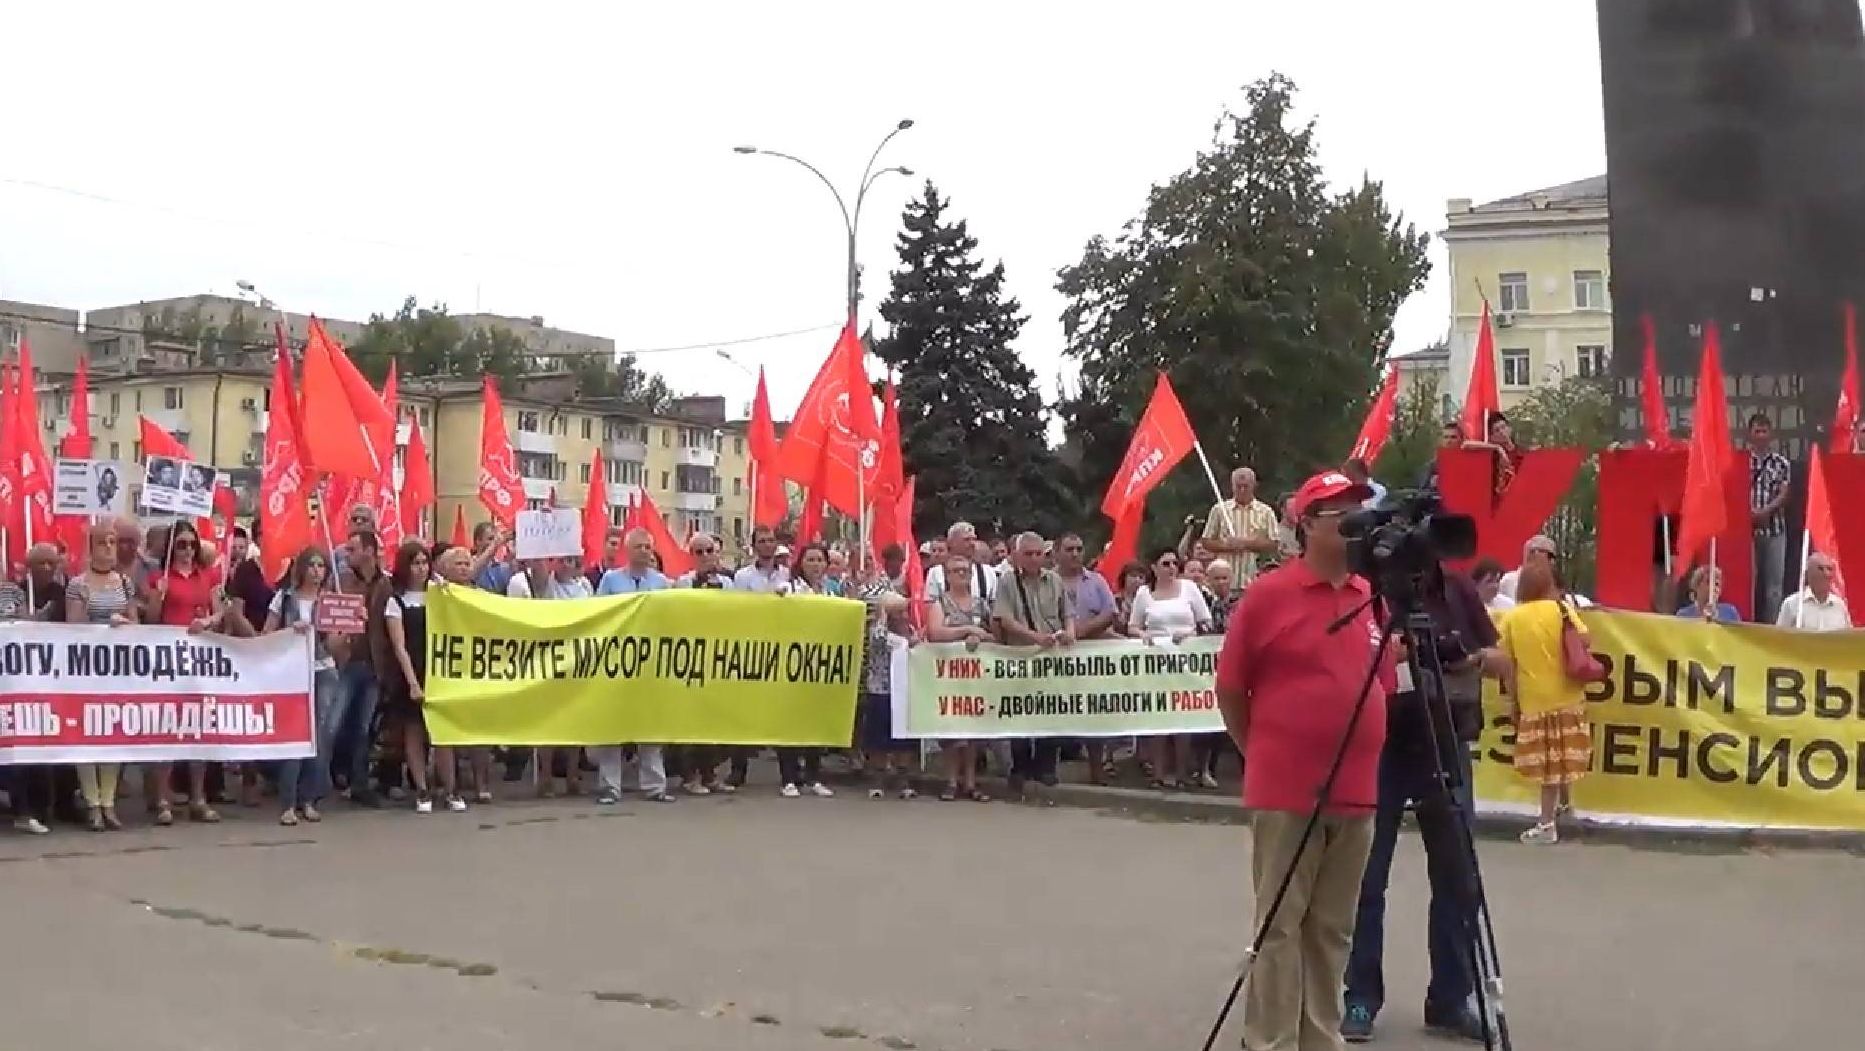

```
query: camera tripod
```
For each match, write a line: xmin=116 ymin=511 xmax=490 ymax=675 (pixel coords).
xmin=1197 ymin=593 xmax=1514 ymax=1051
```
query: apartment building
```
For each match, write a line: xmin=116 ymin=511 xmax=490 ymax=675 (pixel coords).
xmin=1444 ymin=175 xmax=1613 ymax=409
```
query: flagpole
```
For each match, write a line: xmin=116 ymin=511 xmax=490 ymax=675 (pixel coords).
xmin=1191 ymin=441 xmax=1227 ymax=506
xmin=19 ymin=517 xmax=32 ymax=614
xmin=1660 ymin=513 xmax=1673 ymax=580
xmin=1796 ymin=530 xmax=1811 ymax=630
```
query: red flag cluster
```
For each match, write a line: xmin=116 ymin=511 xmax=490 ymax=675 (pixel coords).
xmin=1097 ymin=373 xmax=1198 ymax=588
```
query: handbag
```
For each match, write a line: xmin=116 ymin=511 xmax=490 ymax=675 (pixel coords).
xmin=1559 ymin=600 xmax=1606 ymax=683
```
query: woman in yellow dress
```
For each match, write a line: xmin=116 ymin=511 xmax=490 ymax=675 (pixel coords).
xmin=1497 ymin=561 xmax=1592 ymax=844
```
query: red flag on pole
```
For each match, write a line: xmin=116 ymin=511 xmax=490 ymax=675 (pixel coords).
xmin=369 ymin=363 xmax=404 ymax=550
xmin=449 ymin=505 xmax=469 ymax=550
xmin=870 ymin=379 xmax=907 ymax=556
xmin=139 ymin=415 xmax=190 ymax=460
xmin=478 ymin=377 xmax=524 ymax=527
xmin=773 ymin=321 xmax=878 ymax=517
xmin=1100 ymin=373 xmax=1198 ymax=518
xmin=1099 ymin=499 xmax=1144 ymax=591
xmin=1459 ymin=301 xmax=1502 ymax=442
xmin=1804 ymin=445 xmax=1851 ymax=621
xmin=582 ymin=447 xmax=609 ymax=565
xmin=798 ymin=487 xmax=825 ymax=545
xmin=748 ymin=367 xmax=786 ymax=528
xmin=60 ymin=354 xmax=93 ymax=459
xmin=1347 ymin=366 xmax=1400 ymax=465
xmin=1640 ymin=314 xmax=1675 ymax=449
xmin=1833 ymin=302 xmax=1860 ymax=454
xmin=401 ymin=412 xmax=435 ymax=539
xmin=0 ymin=363 xmax=19 ymax=574
xmin=259 ymin=346 xmax=314 ymax=583
xmin=1675 ymin=323 xmax=1734 ymax=575
xmin=634 ymin=490 xmax=693 ymax=578
xmin=299 ymin=319 xmax=392 ymax=481
xmin=12 ymin=340 xmax=56 ymax=558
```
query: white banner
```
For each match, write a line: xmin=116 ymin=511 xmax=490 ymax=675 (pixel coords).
xmin=515 ymin=508 xmax=582 ymax=560
xmin=54 ymin=458 xmax=130 ymax=516
xmin=0 ymin=624 xmax=314 ymax=764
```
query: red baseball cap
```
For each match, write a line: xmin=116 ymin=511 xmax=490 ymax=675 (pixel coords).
xmin=1290 ymin=471 xmax=1374 ymax=519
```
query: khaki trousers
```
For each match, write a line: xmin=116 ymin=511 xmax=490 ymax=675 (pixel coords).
xmin=1242 ymin=809 xmax=1375 ymax=1051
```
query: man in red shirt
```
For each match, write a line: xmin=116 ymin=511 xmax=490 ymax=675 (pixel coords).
xmin=1216 ymin=470 xmax=1391 ymax=1051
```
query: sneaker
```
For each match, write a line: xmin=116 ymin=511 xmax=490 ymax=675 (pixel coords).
xmin=1341 ymin=1003 xmax=1375 ymax=1043
xmin=868 ymin=787 xmax=885 ymax=800
xmin=300 ymin=803 xmax=322 ymax=823
xmin=711 ymin=781 xmax=736 ymax=794
xmin=414 ymin=795 xmax=434 ymax=814
xmin=13 ymin=817 xmax=49 ymax=835
xmin=806 ymin=782 xmax=834 ymax=798
xmin=1520 ymin=821 xmax=1558 ymax=844
xmin=781 ymin=783 xmax=802 ymax=798
xmin=1424 ymin=1005 xmax=1487 ymax=1043
xmin=594 ymin=787 xmax=620 ymax=805
xmin=898 ymin=786 xmax=918 ymax=801
xmin=1197 ymin=771 xmax=1220 ymax=790
xmin=446 ymin=796 xmax=469 ymax=812
xmin=683 ymin=782 xmax=712 ymax=796
xmin=643 ymin=791 xmax=677 ymax=803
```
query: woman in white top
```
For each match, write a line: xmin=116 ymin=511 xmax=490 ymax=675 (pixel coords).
xmin=260 ymin=546 xmax=341 ymax=826
xmin=508 ymin=557 xmax=591 ymax=796
xmin=384 ymin=541 xmax=463 ymax=813
xmin=1128 ymin=547 xmax=1212 ymax=791
xmin=926 ymin=550 xmax=991 ymax=802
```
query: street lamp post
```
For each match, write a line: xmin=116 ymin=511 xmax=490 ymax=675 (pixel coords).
xmin=734 ymin=119 xmax=914 ymax=323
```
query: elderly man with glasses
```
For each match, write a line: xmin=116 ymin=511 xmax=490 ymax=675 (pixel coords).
xmin=1776 ymin=553 xmax=1852 ymax=631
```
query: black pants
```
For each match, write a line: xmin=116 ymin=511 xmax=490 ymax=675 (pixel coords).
xmin=1009 ymin=739 xmax=1058 ymax=783
xmin=776 ymin=748 xmax=821 ymax=786
xmin=3 ymin=766 xmax=55 ymax=822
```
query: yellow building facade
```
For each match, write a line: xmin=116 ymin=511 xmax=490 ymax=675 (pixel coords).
xmin=1444 ymin=175 xmax=1613 ymax=411
xmin=32 ymin=371 xmax=758 ymax=559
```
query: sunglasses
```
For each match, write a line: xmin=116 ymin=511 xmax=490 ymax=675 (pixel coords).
xmin=306 ymin=561 xmax=327 ymax=569
xmin=1307 ymin=508 xmax=1351 ymax=520
xmin=173 ymin=539 xmax=198 ymax=549
xmin=1156 ymin=559 xmax=1180 ymax=568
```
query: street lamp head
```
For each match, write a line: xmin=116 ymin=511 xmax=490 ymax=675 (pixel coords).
xmin=235 ymin=279 xmax=256 ymax=294
xmin=899 ymin=167 xmax=915 ymax=178
xmin=732 ymin=145 xmax=758 ymax=155
xmin=896 ymin=119 xmax=914 ymax=131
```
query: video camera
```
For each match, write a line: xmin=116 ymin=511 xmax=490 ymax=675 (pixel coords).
xmin=1339 ymin=488 xmax=1477 ymax=607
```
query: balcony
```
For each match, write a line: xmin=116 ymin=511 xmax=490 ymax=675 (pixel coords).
xmin=608 ymin=438 xmax=648 ymax=462
xmin=513 ymin=429 xmax=557 ymax=455
xmin=521 ymin=477 xmax=555 ymax=501
xmin=395 ymin=420 xmax=412 ymax=445
xmin=605 ymin=484 xmax=644 ymax=508
xmin=675 ymin=444 xmax=718 ymax=468
xmin=670 ymin=490 xmax=717 ymax=512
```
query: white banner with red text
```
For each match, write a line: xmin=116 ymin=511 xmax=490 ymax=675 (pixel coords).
xmin=0 ymin=624 xmax=314 ymax=764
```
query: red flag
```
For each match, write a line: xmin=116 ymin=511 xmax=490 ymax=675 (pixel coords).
xmin=1460 ymin=302 xmax=1502 ymax=442
xmin=11 ymin=340 xmax=56 ymax=559
xmin=366 ymin=364 xmax=404 ymax=550
xmin=896 ymin=475 xmax=924 ymax=629
xmin=798 ymin=488 xmax=825 ymax=545
xmin=634 ymin=490 xmax=693 ymax=578
xmin=299 ymin=319 xmax=392 ymax=480
xmin=401 ymin=411 xmax=435 ymax=538
xmin=139 ymin=415 xmax=190 ymax=460
xmin=871 ymin=379 xmax=907 ymax=556
xmin=773 ymin=321 xmax=879 ymax=517
xmin=1675 ymin=323 xmax=1734 ymax=575
xmin=449 ymin=505 xmax=469 ymax=550
xmin=0 ymin=364 xmax=19 ymax=573
xmin=1640 ymin=314 xmax=1675 ymax=449
xmin=1099 ymin=499 xmax=1144 ymax=591
xmin=259 ymin=347 xmax=315 ymax=582
xmin=1805 ymin=445 xmax=1849 ymax=611
xmin=749 ymin=367 xmax=786 ymax=527
xmin=60 ymin=355 xmax=93 ymax=459
xmin=582 ymin=448 xmax=609 ymax=565
xmin=1347 ymin=366 xmax=1400 ymax=464
xmin=478 ymin=377 xmax=524 ymax=526
xmin=1834 ymin=302 xmax=1860 ymax=454
xmin=1100 ymin=373 xmax=1198 ymax=518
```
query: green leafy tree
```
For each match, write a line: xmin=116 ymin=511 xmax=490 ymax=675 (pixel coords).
xmin=1504 ymin=376 xmax=1616 ymax=592
xmin=1056 ymin=74 xmax=1431 ymax=552
xmin=569 ymin=353 xmax=676 ymax=413
xmin=347 ymin=298 xmax=473 ymax=382
xmin=875 ymin=181 xmax=1080 ymax=538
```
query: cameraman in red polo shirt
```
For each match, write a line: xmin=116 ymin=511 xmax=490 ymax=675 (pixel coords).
xmin=1216 ymin=470 xmax=1392 ymax=1051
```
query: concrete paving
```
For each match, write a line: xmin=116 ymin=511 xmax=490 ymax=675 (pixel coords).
xmin=0 ymin=779 xmax=1855 ymax=1051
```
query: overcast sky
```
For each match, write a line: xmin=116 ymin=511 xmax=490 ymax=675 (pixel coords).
xmin=2 ymin=1 xmax=1608 ymax=419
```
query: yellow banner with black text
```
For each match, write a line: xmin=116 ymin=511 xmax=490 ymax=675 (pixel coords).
xmin=423 ymin=585 xmax=865 ymax=747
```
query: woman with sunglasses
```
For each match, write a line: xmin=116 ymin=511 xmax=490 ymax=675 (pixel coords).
xmin=142 ymin=520 xmax=223 ymax=825
xmin=66 ymin=521 xmax=139 ymax=831
xmin=1129 ymin=546 xmax=1212 ymax=791
xmin=261 ymin=547 xmax=341 ymax=825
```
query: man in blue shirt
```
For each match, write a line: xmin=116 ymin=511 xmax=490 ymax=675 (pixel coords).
xmin=593 ymin=528 xmax=675 ymax=804
xmin=471 ymin=521 xmax=515 ymax=594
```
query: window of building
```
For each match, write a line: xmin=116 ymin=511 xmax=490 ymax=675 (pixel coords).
xmin=135 ymin=390 xmax=144 ymax=411
xmin=132 ymin=441 xmax=142 ymax=461
xmin=517 ymin=410 xmax=540 ymax=433
xmin=1501 ymin=349 xmax=1531 ymax=388
xmin=109 ymin=441 xmax=120 ymax=460
xmin=109 ymin=392 xmax=121 ymax=417
xmin=661 ymin=428 xmax=671 ymax=448
xmin=580 ymin=463 xmax=592 ymax=484
xmin=611 ymin=505 xmax=626 ymax=527
xmin=660 ymin=471 xmax=669 ymax=489
xmin=419 ymin=407 xmax=430 ymax=427
xmin=553 ymin=414 xmax=569 ymax=436
xmin=1576 ymin=344 xmax=1609 ymax=378
xmin=675 ymin=465 xmax=715 ymax=493
xmin=163 ymin=386 xmax=183 ymax=410
xmin=554 ymin=460 xmax=567 ymax=481
xmin=735 ymin=436 xmax=745 ymax=456
xmin=581 ymin=417 xmax=592 ymax=440
xmin=1573 ymin=270 xmax=1606 ymax=311
xmin=1497 ymin=272 xmax=1530 ymax=314
xmin=733 ymin=517 xmax=744 ymax=540
xmin=733 ymin=478 xmax=743 ymax=496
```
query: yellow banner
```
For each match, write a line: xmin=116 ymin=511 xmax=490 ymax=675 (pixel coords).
xmin=1474 ymin=609 xmax=1865 ymax=831
xmin=423 ymin=585 xmax=865 ymax=747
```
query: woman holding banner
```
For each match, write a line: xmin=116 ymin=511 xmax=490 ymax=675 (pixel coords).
xmin=1129 ymin=547 xmax=1212 ymax=791
xmin=928 ymin=549 xmax=991 ymax=802
xmin=143 ymin=520 xmax=222 ymax=826
xmin=385 ymin=541 xmax=464 ymax=813
xmin=66 ymin=521 xmax=138 ymax=832
xmin=1498 ymin=562 xmax=1593 ymax=844
xmin=774 ymin=543 xmax=839 ymax=798
xmin=262 ymin=547 xmax=341 ymax=825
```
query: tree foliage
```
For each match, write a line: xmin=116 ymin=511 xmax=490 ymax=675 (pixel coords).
xmin=1505 ymin=376 xmax=1617 ymax=592
xmin=875 ymin=182 xmax=1079 ymax=539
xmin=1373 ymin=365 xmax=1448 ymax=493
xmin=1056 ymin=74 xmax=1431 ymax=552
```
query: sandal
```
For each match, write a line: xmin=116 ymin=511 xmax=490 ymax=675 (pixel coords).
xmin=189 ymin=801 xmax=221 ymax=824
xmin=86 ymin=806 xmax=106 ymax=833
xmin=153 ymin=802 xmax=174 ymax=827
xmin=966 ymin=788 xmax=992 ymax=803
xmin=101 ymin=807 xmax=123 ymax=831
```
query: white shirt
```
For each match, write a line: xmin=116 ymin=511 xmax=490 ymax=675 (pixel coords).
xmin=1776 ymin=589 xmax=1852 ymax=632
xmin=732 ymin=562 xmax=789 ymax=593
xmin=925 ymin=562 xmax=997 ymax=604
xmin=1128 ymin=581 xmax=1212 ymax=639
xmin=1486 ymin=593 xmax=1517 ymax=614
xmin=1497 ymin=570 xmax=1591 ymax=607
